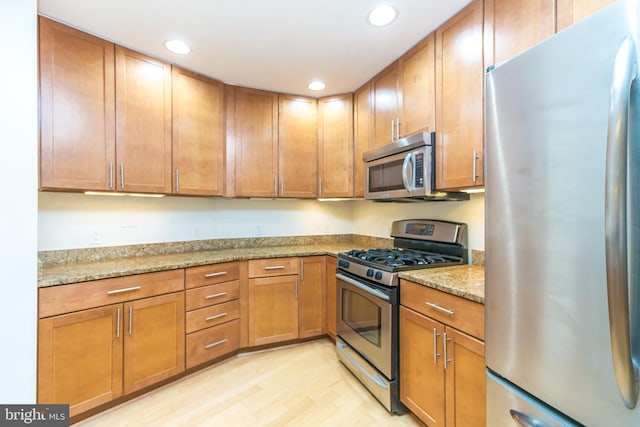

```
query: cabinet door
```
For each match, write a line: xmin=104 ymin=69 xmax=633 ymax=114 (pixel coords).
xmin=39 ymin=17 xmax=115 ymax=191
xmin=557 ymin=0 xmax=615 ymax=30
xmin=372 ymin=62 xmax=399 ymax=147
xmin=123 ymin=292 xmax=185 ymax=394
xmin=249 ymin=275 xmax=299 ymax=345
xmin=298 ymin=256 xmax=326 ymax=338
xmin=325 ymin=256 xmax=337 ymax=339
xmin=317 ymin=94 xmax=354 ymax=198
xmin=435 ymin=0 xmax=485 ymax=190
xmin=399 ymin=306 xmax=445 ymax=427
xmin=445 ymin=327 xmax=486 ymax=427
xmin=353 ymin=83 xmax=372 ymax=197
xmin=233 ymin=87 xmax=279 ymax=197
xmin=172 ymin=67 xmax=225 ymax=196
xmin=278 ymin=95 xmax=318 ymax=198
xmin=399 ymin=34 xmax=436 ymax=137
xmin=38 ymin=305 xmax=123 ymax=417
xmin=115 ymin=46 xmax=172 ymax=193
xmin=485 ymin=0 xmax=556 ymax=66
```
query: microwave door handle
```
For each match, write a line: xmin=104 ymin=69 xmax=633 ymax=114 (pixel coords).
xmin=402 ymin=152 xmax=414 ymax=192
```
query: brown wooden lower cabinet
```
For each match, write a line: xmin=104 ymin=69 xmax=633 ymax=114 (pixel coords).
xmin=298 ymin=256 xmax=326 ymax=338
xmin=186 ymin=319 xmax=240 ymax=369
xmin=399 ymin=305 xmax=485 ymax=427
xmin=325 ymin=256 xmax=337 ymax=339
xmin=248 ymin=275 xmax=299 ymax=346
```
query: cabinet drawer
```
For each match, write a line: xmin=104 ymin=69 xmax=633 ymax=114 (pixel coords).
xmin=185 ymin=280 xmax=239 ymax=311
xmin=186 ymin=300 xmax=240 ymax=333
xmin=186 ymin=319 xmax=240 ymax=369
xmin=400 ymin=279 xmax=484 ymax=340
xmin=39 ymin=269 xmax=185 ymax=318
xmin=248 ymin=257 xmax=299 ymax=278
xmin=185 ymin=262 xmax=240 ymax=289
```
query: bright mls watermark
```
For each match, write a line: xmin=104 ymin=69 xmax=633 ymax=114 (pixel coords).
xmin=0 ymin=405 xmax=68 ymax=426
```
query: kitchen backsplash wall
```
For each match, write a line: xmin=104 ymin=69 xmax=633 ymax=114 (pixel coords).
xmin=38 ymin=192 xmax=485 ymax=251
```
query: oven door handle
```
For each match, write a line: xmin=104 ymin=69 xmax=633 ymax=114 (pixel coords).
xmin=336 ymin=340 xmax=389 ymax=390
xmin=336 ymin=273 xmax=390 ymax=302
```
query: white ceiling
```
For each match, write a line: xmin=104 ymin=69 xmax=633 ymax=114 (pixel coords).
xmin=37 ymin=0 xmax=472 ymax=97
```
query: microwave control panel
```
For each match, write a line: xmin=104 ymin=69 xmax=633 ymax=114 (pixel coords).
xmin=415 ymin=153 xmax=424 ymax=188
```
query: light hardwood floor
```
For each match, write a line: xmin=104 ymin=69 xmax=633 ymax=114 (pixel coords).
xmin=76 ymin=338 xmax=425 ymax=426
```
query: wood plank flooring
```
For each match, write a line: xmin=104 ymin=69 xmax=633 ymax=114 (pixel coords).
xmin=76 ymin=338 xmax=425 ymax=426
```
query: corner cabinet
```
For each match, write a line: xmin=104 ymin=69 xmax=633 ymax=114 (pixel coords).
xmin=39 ymin=16 xmax=116 ymax=191
xmin=37 ymin=270 xmax=185 ymax=417
xmin=399 ymin=279 xmax=485 ymax=427
xmin=435 ymin=0 xmax=485 ymax=190
xmin=298 ymin=256 xmax=326 ymax=338
xmin=172 ymin=67 xmax=225 ymax=196
xmin=317 ymin=94 xmax=354 ymax=198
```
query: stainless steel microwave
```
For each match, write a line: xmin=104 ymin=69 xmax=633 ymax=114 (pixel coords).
xmin=363 ymin=132 xmax=469 ymax=202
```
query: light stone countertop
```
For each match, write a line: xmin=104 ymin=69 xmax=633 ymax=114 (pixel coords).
xmin=399 ymin=265 xmax=485 ymax=304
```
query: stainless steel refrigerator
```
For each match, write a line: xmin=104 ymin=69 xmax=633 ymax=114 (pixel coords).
xmin=485 ymin=0 xmax=640 ymax=425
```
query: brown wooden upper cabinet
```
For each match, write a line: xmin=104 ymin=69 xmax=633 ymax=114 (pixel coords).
xmin=557 ymin=0 xmax=616 ymax=30
xmin=172 ymin=67 xmax=225 ymax=196
xmin=435 ymin=0 xmax=485 ymax=190
xmin=317 ymin=94 xmax=354 ymax=198
xmin=231 ymin=87 xmax=279 ymax=197
xmin=485 ymin=0 xmax=556 ymax=66
xmin=39 ymin=17 xmax=116 ymax=191
xmin=115 ymin=46 xmax=172 ymax=194
xmin=353 ymin=83 xmax=372 ymax=197
xmin=278 ymin=95 xmax=318 ymax=198
xmin=371 ymin=62 xmax=400 ymax=148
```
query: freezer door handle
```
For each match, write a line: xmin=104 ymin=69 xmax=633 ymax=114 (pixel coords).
xmin=509 ymin=409 xmax=553 ymax=427
xmin=604 ymin=35 xmax=639 ymax=410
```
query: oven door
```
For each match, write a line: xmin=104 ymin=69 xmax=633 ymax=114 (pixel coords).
xmin=336 ymin=271 xmax=393 ymax=379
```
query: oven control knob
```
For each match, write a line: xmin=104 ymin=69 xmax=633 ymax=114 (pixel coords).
xmin=366 ymin=269 xmax=374 ymax=277
xmin=374 ymin=272 xmax=383 ymax=280
xmin=338 ymin=260 xmax=349 ymax=268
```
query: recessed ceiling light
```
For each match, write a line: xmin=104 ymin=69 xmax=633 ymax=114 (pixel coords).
xmin=164 ymin=40 xmax=191 ymax=55
xmin=308 ymin=80 xmax=326 ymax=91
xmin=368 ymin=5 xmax=397 ymax=27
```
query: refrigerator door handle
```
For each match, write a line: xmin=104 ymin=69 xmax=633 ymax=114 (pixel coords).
xmin=509 ymin=409 xmax=553 ymax=427
xmin=604 ymin=35 xmax=639 ymax=410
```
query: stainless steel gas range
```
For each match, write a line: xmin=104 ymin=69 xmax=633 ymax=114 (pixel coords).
xmin=336 ymin=219 xmax=468 ymax=414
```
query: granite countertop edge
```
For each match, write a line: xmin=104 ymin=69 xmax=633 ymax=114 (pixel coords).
xmin=39 ymin=245 xmax=485 ymax=304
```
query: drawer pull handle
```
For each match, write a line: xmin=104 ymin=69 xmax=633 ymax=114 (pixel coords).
xmin=205 ymin=312 xmax=228 ymax=321
xmin=204 ymin=271 xmax=227 ymax=278
xmin=205 ymin=339 xmax=227 ymax=349
xmin=264 ymin=266 xmax=286 ymax=270
xmin=107 ymin=286 xmax=141 ymax=295
xmin=425 ymin=302 xmax=454 ymax=316
xmin=205 ymin=292 xmax=228 ymax=299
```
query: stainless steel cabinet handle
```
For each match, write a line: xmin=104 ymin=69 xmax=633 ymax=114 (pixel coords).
xmin=319 ymin=178 xmax=322 ymax=197
xmin=120 ymin=164 xmax=125 ymax=190
xmin=300 ymin=260 xmax=304 ymax=281
xmin=604 ymin=35 xmax=639 ymax=410
xmin=107 ymin=286 xmax=141 ymax=295
xmin=433 ymin=328 xmax=440 ymax=364
xmin=205 ymin=292 xmax=228 ymax=299
xmin=109 ymin=162 xmax=113 ymax=189
xmin=274 ymin=177 xmax=278 ymax=196
xmin=509 ymin=409 xmax=553 ymax=427
xmin=294 ymin=278 xmax=298 ymax=298
xmin=205 ymin=312 xmax=228 ymax=321
xmin=205 ymin=339 xmax=227 ymax=349
xmin=204 ymin=271 xmax=227 ymax=278
xmin=116 ymin=307 xmax=121 ymax=338
xmin=443 ymin=332 xmax=452 ymax=370
xmin=175 ymin=169 xmax=180 ymax=193
xmin=396 ymin=118 xmax=401 ymax=140
xmin=472 ymin=149 xmax=479 ymax=183
xmin=128 ymin=306 xmax=133 ymax=336
xmin=280 ymin=177 xmax=284 ymax=195
xmin=425 ymin=302 xmax=454 ymax=316
xmin=391 ymin=119 xmax=395 ymax=142
xmin=264 ymin=265 xmax=286 ymax=270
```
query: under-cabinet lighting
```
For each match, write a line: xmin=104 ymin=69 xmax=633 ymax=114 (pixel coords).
xmin=318 ymin=198 xmax=356 ymax=201
xmin=461 ymin=188 xmax=485 ymax=194
xmin=368 ymin=5 xmax=397 ymax=27
xmin=84 ymin=191 xmax=165 ymax=198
